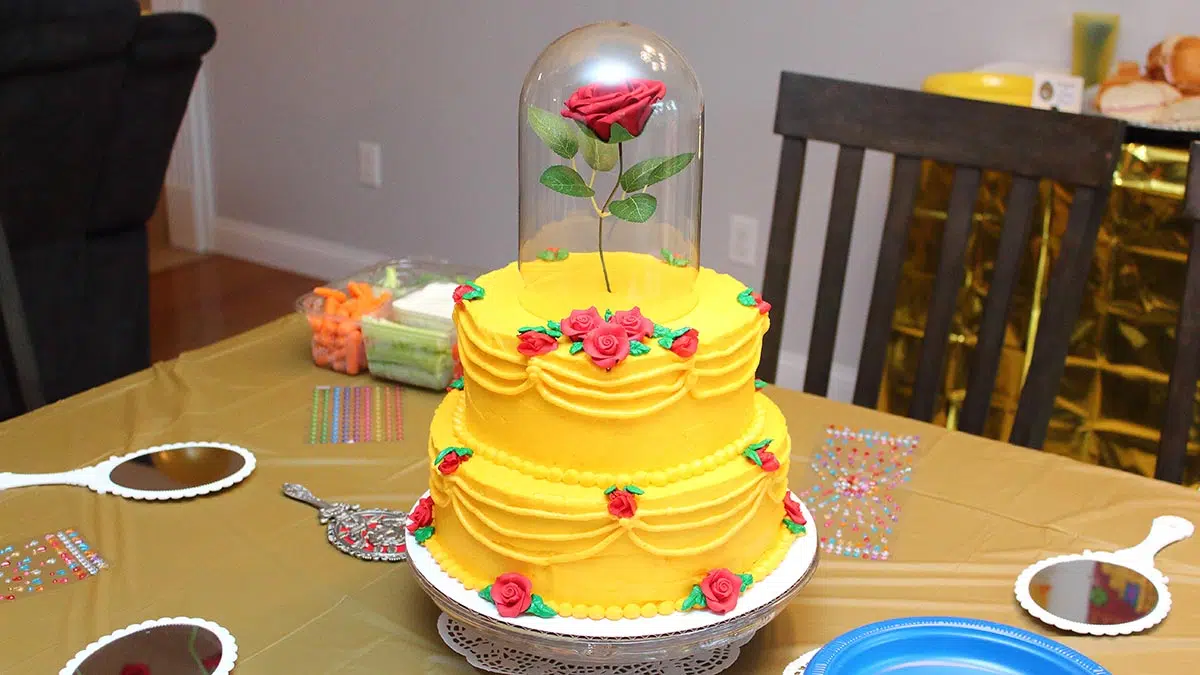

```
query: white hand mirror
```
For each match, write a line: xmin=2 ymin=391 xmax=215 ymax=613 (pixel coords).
xmin=1015 ymin=515 xmax=1194 ymax=636
xmin=0 ymin=441 xmax=255 ymax=500
xmin=61 ymin=616 xmax=237 ymax=674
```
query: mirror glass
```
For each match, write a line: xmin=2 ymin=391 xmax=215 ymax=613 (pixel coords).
xmin=109 ymin=446 xmax=246 ymax=492
xmin=1028 ymin=559 xmax=1160 ymax=625
xmin=72 ymin=624 xmax=222 ymax=674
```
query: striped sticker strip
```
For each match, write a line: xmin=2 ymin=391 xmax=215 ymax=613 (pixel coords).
xmin=309 ymin=385 xmax=404 ymax=444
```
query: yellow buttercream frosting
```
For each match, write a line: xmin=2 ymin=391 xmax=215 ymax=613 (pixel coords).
xmin=424 ymin=253 xmax=801 ymax=618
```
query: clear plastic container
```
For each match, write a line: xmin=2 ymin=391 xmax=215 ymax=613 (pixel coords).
xmin=296 ymin=257 xmax=479 ymax=387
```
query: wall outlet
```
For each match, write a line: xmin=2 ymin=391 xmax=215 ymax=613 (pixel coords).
xmin=358 ymin=141 xmax=382 ymax=188
xmin=729 ymin=214 xmax=759 ymax=266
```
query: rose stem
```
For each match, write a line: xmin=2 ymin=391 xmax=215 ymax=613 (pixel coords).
xmin=597 ymin=143 xmax=623 ymax=293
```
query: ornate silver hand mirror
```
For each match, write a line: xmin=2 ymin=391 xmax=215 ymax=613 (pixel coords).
xmin=61 ymin=616 xmax=237 ymax=674
xmin=1015 ymin=515 xmax=1194 ymax=636
xmin=283 ymin=483 xmax=408 ymax=562
xmin=0 ymin=442 xmax=255 ymax=500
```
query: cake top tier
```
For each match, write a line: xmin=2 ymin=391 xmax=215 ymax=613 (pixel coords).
xmin=518 ymin=22 xmax=704 ymax=322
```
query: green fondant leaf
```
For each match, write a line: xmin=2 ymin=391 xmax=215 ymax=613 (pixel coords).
xmin=624 ymin=484 xmax=644 ymax=495
xmin=742 ymin=448 xmax=763 ymax=467
xmin=644 ymin=152 xmax=696 ymax=187
xmin=652 ymin=324 xmax=670 ymax=338
xmin=657 ymin=336 xmax=675 ymax=350
xmin=455 ymin=447 xmax=474 ymax=458
xmin=449 ymin=377 xmax=464 ymax=390
xmin=462 ymin=289 xmax=484 ymax=301
xmin=526 ymin=594 xmax=557 ymax=618
xmin=414 ymin=526 xmax=435 ymax=544
xmin=629 ymin=341 xmax=651 ymax=356
xmin=537 ymin=250 xmax=554 ymax=262
xmin=539 ymin=165 xmax=595 ymax=198
xmin=479 ymin=585 xmax=494 ymax=603
xmin=604 ymin=309 xmax=614 ymax=321
xmin=739 ymin=573 xmax=754 ymax=592
xmin=581 ymin=132 xmax=618 ymax=171
xmin=754 ymin=379 xmax=768 ymax=390
xmin=620 ymin=156 xmax=669 ymax=192
xmin=681 ymin=585 xmax=707 ymax=611
xmin=518 ymin=325 xmax=549 ymax=335
xmin=569 ymin=341 xmax=585 ymax=355
xmin=527 ymin=105 xmax=578 ymax=159
xmin=608 ymin=193 xmax=657 ymax=223
xmin=669 ymin=326 xmax=691 ymax=339
xmin=737 ymin=288 xmax=757 ymax=307
xmin=747 ymin=439 xmax=773 ymax=453
xmin=607 ymin=122 xmax=636 ymax=144
xmin=556 ymin=249 xmax=570 ymax=261
xmin=547 ymin=320 xmax=562 ymax=332
xmin=661 ymin=247 xmax=673 ymax=262
xmin=783 ymin=519 xmax=807 ymax=535
xmin=434 ymin=448 xmax=455 ymax=464
xmin=604 ymin=485 xmax=618 ymax=495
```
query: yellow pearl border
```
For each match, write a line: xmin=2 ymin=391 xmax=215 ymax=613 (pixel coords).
xmin=422 ymin=521 xmax=803 ymax=620
xmin=449 ymin=389 xmax=770 ymax=488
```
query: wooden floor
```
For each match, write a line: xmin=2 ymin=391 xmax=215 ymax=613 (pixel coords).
xmin=150 ymin=254 xmax=320 ymax=363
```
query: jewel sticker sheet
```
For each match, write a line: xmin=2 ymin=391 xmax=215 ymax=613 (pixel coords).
xmin=797 ymin=427 xmax=917 ymax=562
xmin=309 ymin=385 xmax=404 ymax=444
xmin=1 ymin=528 xmax=107 ymax=602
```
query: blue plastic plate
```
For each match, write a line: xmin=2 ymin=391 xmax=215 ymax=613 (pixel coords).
xmin=806 ymin=617 xmax=1110 ymax=674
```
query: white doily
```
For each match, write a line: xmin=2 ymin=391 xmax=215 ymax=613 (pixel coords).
xmin=437 ymin=613 xmax=751 ymax=675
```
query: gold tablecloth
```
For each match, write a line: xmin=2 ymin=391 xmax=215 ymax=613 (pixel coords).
xmin=2 ymin=317 xmax=1198 ymax=673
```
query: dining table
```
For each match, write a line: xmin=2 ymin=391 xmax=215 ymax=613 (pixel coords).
xmin=1 ymin=314 xmax=1198 ymax=674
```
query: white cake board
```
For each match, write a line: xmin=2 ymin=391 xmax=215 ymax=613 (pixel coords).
xmin=406 ymin=492 xmax=818 ymax=665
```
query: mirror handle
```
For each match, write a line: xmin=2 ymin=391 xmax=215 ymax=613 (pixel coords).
xmin=0 ymin=468 xmax=93 ymax=491
xmin=1114 ymin=516 xmax=1195 ymax=568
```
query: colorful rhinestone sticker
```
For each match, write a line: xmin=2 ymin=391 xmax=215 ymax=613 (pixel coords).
xmin=309 ymin=385 xmax=404 ymax=444
xmin=797 ymin=427 xmax=916 ymax=562
xmin=1 ymin=528 xmax=107 ymax=602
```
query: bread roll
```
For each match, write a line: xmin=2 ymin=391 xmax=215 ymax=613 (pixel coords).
xmin=1156 ymin=95 xmax=1200 ymax=126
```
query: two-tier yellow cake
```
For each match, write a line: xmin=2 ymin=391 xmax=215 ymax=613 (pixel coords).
xmin=408 ymin=22 xmax=805 ymax=621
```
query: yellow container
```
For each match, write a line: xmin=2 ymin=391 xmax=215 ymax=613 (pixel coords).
xmin=921 ymin=72 xmax=1034 ymax=107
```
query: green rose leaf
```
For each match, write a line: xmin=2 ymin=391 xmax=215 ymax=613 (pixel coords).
xmin=783 ymin=518 xmax=807 ymax=535
xmin=518 ymin=325 xmax=549 ymax=335
xmin=556 ymin=249 xmax=570 ymax=261
xmin=645 ymin=152 xmax=695 ymax=186
xmin=742 ymin=448 xmax=763 ymax=467
xmin=414 ymin=526 xmax=435 ymax=544
xmin=528 ymin=105 xmax=578 ymax=159
xmin=581 ymin=133 xmax=618 ymax=171
xmin=620 ymin=157 xmax=669 ymax=192
xmin=737 ymin=288 xmax=757 ymax=307
xmin=604 ymin=309 xmax=613 ymax=321
xmin=657 ymin=336 xmax=675 ymax=350
xmin=747 ymin=439 xmax=773 ymax=453
xmin=739 ymin=573 xmax=754 ymax=592
xmin=629 ymin=341 xmax=651 ymax=356
xmin=625 ymin=484 xmax=644 ymax=495
xmin=604 ymin=485 xmax=618 ymax=495
xmin=669 ymin=326 xmax=691 ymax=339
xmin=607 ymin=122 xmax=636 ymax=144
xmin=526 ymin=594 xmax=557 ymax=618
xmin=652 ymin=324 xmax=670 ymax=338
xmin=569 ymin=341 xmax=584 ymax=355
xmin=479 ymin=585 xmax=494 ymax=603
xmin=434 ymin=448 xmax=455 ymax=464
xmin=537 ymin=250 xmax=554 ymax=262
xmin=448 ymin=377 xmax=464 ymax=391
xmin=456 ymin=448 xmax=474 ymax=458
xmin=539 ymin=165 xmax=594 ymax=198
xmin=609 ymin=193 xmax=657 ymax=223
xmin=547 ymin=320 xmax=562 ymax=332
xmin=681 ymin=585 xmax=707 ymax=611
xmin=754 ymin=379 xmax=768 ymax=390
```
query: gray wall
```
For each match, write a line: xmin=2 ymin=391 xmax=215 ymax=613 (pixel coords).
xmin=202 ymin=0 xmax=1191 ymax=382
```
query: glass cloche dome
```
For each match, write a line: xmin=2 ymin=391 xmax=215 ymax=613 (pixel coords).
xmin=518 ymin=22 xmax=703 ymax=322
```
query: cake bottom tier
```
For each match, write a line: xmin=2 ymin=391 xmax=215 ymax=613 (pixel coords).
xmin=421 ymin=390 xmax=802 ymax=619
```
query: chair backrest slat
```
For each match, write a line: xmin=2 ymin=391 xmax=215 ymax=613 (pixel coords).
xmin=1156 ymin=142 xmax=1200 ymax=484
xmin=759 ymin=137 xmax=809 ymax=384
xmin=958 ymin=175 xmax=1040 ymax=435
xmin=851 ymin=154 xmax=923 ymax=408
xmin=803 ymin=145 xmax=865 ymax=396
xmin=909 ymin=166 xmax=982 ymax=421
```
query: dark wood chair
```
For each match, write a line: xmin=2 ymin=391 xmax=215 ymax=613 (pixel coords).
xmin=759 ymin=72 xmax=1125 ymax=449
xmin=1155 ymin=142 xmax=1200 ymax=484
xmin=0 ymin=216 xmax=44 ymax=414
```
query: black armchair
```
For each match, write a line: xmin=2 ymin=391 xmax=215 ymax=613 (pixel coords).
xmin=0 ymin=0 xmax=216 ymax=420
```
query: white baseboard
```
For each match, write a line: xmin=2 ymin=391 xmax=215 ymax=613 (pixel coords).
xmin=211 ymin=217 xmax=386 ymax=281
xmin=777 ymin=350 xmax=857 ymax=402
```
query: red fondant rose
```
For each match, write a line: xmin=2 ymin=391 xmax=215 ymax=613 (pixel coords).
xmin=452 ymin=284 xmax=473 ymax=304
xmin=583 ymin=322 xmax=631 ymax=370
xmin=561 ymin=79 xmax=666 ymax=142
xmin=438 ymin=451 xmax=469 ymax=475
xmin=783 ymin=493 xmax=806 ymax=525
xmin=408 ymin=495 xmax=434 ymax=533
xmin=561 ymin=307 xmax=605 ymax=340
xmin=607 ymin=489 xmax=637 ymax=519
xmin=669 ymin=328 xmax=700 ymax=358
xmin=609 ymin=307 xmax=654 ymax=339
xmin=752 ymin=291 xmax=771 ymax=315
xmin=700 ymin=568 xmax=742 ymax=615
xmin=490 ymin=572 xmax=534 ymax=618
xmin=759 ymin=450 xmax=780 ymax=472
xmin=517 ymin=330 xmax=558 ymax=357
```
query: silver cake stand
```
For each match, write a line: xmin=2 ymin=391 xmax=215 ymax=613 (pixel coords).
xmin=406 ymin=494 xmax=819 ymax=668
